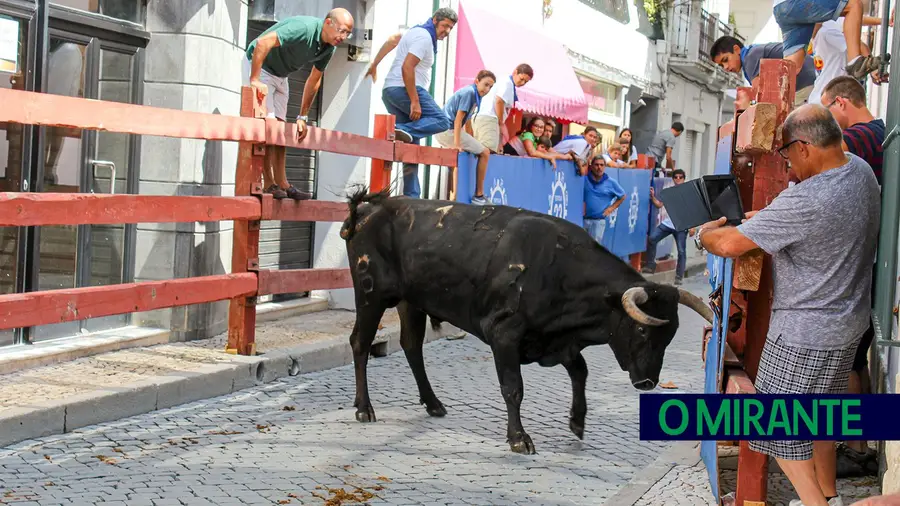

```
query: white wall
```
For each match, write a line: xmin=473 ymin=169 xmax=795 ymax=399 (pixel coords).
xmin=660 ymin=73 xmax=724 ymax=181
xmin=312 ymin=44 xmax=375 ymax=310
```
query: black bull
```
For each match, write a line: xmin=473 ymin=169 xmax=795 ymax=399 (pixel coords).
xmin=339 ymin=188 xmax=713 ymax=454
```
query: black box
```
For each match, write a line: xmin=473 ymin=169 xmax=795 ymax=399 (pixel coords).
xmin=658 ymin=175 xmax=745 ymax=231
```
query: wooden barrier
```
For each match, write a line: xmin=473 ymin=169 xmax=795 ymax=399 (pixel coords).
xmin=712 ymin=59 xmax=796 ymax=505
xmin=0 ymin=87 xmax=458 ymax=354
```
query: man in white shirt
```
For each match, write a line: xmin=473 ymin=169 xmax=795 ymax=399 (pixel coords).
xmin=366 ymin=8 xmax=457 ymax=198
xmin=809 ymin=18 xmax=887 ymax=105
xmin=472 ymin=64 xmax=534 ymax=153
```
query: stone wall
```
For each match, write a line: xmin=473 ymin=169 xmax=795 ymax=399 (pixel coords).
xmin=133 ymin=0 xmax=248 ymax=340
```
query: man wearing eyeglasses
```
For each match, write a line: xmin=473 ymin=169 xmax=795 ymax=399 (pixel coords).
xmin=243 ymin=9 xmax=355 ymax=200
xmin=642 ymin=169 xmax=693 ymax=286
xmin=583 ymin=156 xmax=625 ymax=246
xmin=696 ymin=104 xmax=880 ymax=506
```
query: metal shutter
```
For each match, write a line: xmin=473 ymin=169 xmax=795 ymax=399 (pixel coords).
xmin=247 ymin=21 xmax=320 ymax=301
xmin=680 ymin=130 xmax=695 ymax=172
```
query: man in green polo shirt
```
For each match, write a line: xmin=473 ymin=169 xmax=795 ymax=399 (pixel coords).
xmin=243 ymin=8 xmax=354 ymax=200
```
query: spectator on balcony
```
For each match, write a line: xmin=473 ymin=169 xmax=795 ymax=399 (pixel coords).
xmin=583 ymin=156 xmax=626 ymax=246
xmin=365 ymin=8 xmax=458 ymax=199
xmin=821 ymin=75 xmax=884 ymax=477
xmin=773 ymin=0 xmax=883 ymax=82
xmin=710 ymin=36 xmax=817 ymax=106
xmin=646 ymin=122 xmax=683 ymax=174
xmin=603 ymin=144 xmax=629 ymax=168
xmin=472 ymin=64 xmax=534 ymax=154
xmin=536 ymin=137 xmax=553 ymax=153
xmin=542 ymin=119 xmax=558 ymax=144
xmin=554 ymin=127 xmax=601 ymax=175
xmin=618 ymin=128 xmax=639 ymax=168
xmin=244 ymin=8 xmax=355 ymax=200
xmin=434 ymin=70 xmax=497 ymax=206
xmin=696 ymin=104 xmax=880 ymax=506
xmin=642 ymin=169 xmax=693 ymax=286
xmin=503 ymin=117 xmax=564 ymax=168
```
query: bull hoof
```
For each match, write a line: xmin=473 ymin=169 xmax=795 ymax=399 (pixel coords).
xmin=355 ymin=407 xmax=377 ymax=423
xmin=426 ymin=403 xmax=447 ymax=417
xmin=509 ymin=434 xmax=536 ymax=455
xmin=569 ymin=418 xmax=585 ymax=440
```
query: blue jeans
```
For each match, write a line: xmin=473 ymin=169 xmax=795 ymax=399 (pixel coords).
xmin=584 ymin=218 xmax=607 ymax=245
xmin=382 ymin=86 xmax=451 ymax=198
xmin=775 ymin=0 xmax=848 ymax=56
xmin=644 ymin=224 xmax=688 ymax=279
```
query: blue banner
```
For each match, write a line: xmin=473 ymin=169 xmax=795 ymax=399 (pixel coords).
xmin=455 ymin=154 xmax=585 ymax=227
xmin=604 ymin=168 xmax=653 ymax=257
xmin=648 ymin=177 xmax=675 ymax=260
xmin=640 ymin=394 xmax=896 ymax=441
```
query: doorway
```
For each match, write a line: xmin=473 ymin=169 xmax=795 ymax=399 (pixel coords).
xmin=5 ymin=6 xmax=147 ymax=345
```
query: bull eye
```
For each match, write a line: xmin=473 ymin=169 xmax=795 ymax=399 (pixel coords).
xmin=637 ymin=326 xmax=647 ymax=336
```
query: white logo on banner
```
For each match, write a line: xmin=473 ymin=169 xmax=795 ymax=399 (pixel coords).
xmin=609 ymin=205 xmax=618 ymax=228
xmin=489 ymin=178 xmax=508 ymax=206
xmin=547 ymin=171 xmax=568 ymax=219
xmin=628 ymin=186 xmax=640 ymax=233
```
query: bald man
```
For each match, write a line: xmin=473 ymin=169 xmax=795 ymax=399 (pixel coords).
xmin=698 ymin=104 xmax=880 ymax=506
xmin=243 ymin=9 xmax=354 ymax=200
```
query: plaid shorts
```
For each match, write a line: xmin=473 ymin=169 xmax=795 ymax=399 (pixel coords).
xmin=748 ymin=333 xmax=859 ymax=460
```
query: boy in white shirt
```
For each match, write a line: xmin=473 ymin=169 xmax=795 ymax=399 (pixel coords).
xmin=472 ymin=64 xmax=534 ymax=153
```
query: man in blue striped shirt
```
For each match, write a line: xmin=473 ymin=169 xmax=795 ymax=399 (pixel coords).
xmin=434 ymin=70 xmax=497 ymax=205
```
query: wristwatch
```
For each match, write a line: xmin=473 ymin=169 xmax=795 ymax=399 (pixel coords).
xmin=296 ymin=115 xmax=309 ymax=122
xmin=694 ymin=226 xmax=706 ymax=251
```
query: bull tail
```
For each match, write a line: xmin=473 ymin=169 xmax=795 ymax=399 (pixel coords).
xmin=341 ymin=184 xmax=391 ymax=241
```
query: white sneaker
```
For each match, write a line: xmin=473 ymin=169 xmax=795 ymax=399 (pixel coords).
xmin=788 ymin=497 xmax=844 ymax=506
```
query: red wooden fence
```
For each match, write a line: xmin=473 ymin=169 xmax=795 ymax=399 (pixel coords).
xmin=0 ymin=86 xmax=457 ymax=356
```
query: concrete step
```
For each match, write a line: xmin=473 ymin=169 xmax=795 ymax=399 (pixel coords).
xmin=0 ymin=305 xmax=463 ymax=449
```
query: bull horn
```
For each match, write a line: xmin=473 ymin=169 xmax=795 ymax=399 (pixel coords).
xmin=622 ymin=287 xmax=669 ymax=327
xmin=678 ymin=288 xmax=714 ymax=324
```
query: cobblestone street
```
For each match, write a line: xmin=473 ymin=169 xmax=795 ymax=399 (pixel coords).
xmin=0 ymin=277 xmax=715 ymax=505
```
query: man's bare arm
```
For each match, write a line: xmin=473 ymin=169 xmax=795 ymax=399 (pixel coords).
xmin=365 ymin=33 xmax=402 ymax=82
xmin=250 ymin=31 xmax=280 ymax=82
xmin=699 ymin=222 xmax=761 ymax=258
xmin=300 ymin=67 xmax=323 ymax=117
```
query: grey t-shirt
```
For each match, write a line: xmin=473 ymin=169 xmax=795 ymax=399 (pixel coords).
xmin=743 ymin=42 xmax=817 ymax=91
xmin=647 ymin=130 xmax=676 ymax=162
xmin=737 ymin=153 xmax=880 ymax=350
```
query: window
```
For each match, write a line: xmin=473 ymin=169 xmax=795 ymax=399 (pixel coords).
xmin=51 ymin=0 xmax=144 ymax=24
xmin=578 ymin=75 xmax=620 ymax=116
xmin=577 ymin=0 xmax=630 ymax=24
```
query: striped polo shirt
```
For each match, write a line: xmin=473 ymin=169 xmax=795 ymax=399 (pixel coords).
xmin=844 ymin=119 xmax=885 ymax=185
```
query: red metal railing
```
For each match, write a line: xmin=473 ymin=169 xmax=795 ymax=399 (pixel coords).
xmin=0 ymin=86 xmax=458 ymax=355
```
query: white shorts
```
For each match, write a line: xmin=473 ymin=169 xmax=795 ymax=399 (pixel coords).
xmin=242 ymin=57 xmax=289 ymax=120
xmin=472 ymin=115 xmax=501 ymax=153
xmin=434 ymin=129 xmax=485 ymax=155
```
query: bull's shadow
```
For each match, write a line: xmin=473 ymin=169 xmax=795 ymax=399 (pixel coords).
xmin=339 ymin=188 xmax=713 ymax=455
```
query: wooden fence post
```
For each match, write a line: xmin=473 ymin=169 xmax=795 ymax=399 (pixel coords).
xmin=732 ymin=58 xmax=796 ymax=506
xmin=370 ymin=114 xmax=395 ymax=193
xmin=226 ymin=86 xmax=264 ymax=356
